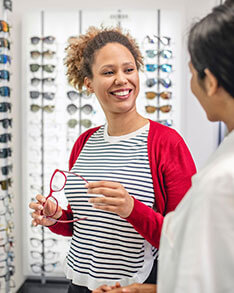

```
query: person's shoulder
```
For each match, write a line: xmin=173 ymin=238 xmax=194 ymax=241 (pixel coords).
xmin=149 ymin=120 xmax=183 ymax=143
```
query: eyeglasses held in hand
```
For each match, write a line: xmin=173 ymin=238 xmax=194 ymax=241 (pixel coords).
xmin=30 ymin=91 xmax=55 ymax=100
xmin=30 ymin=104 xmax=55 ymax=113
xmin=145 ymin=49 xmax=173 ymax=59
xmin=67 ymin=118 xmax=92 ymax=129
xmin=0 ymin=54 xmax=11 ymax=64
xmin=145 ymin=104 xmax=172 ymax=114
xmin=0 ymin=38 xmax=10 ymax=50
xmin=67 ymin=103 xmax=93 ymax=115
xmin=0 ymin=86 xmax=10 ymax=97
xmin=41 ymin=169 xmax=88 ymax=224
xmin=146 ymin=63 xmax=172 ymax=73
xmin=146 ymin=78 xmax=172 ymax=88
xmin=0 ymin=70 xmax=10 ymax=81
xmin=0 ymin=118 xmax=12 ymax=129
xmin=30 ymin=64 xmax=56 ymax=73
xmin=30 ymin=50 xmax=56 ymax=60
xmin=145 ymin=91 xmax=172 ymax=100
xmin=0 ymin=20 xmax=10 ymax=33
xmin=31 ymin=77 xmax=55 ymax=87
xmin=30 ymin=36 xmax=56 ymax=45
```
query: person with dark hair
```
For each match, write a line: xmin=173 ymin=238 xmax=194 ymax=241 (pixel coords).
xmin=29 ymin=27 xmax=196 ymax=292
xmin=94 ymin=1 xmax=234 ymax=292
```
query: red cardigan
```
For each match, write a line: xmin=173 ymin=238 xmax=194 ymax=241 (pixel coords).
xmin=49 ymin=120 xmax=196 ymax=248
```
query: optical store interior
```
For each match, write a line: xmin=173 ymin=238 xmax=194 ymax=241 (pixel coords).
xmin=0 ymin=0 xmax=229 ymax=292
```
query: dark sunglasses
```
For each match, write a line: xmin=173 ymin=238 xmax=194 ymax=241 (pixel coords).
xmin=145 ymin=49 xmax=172 ymax=59
xmin=0 ymin=133 xmax=11 ymax=143
xmin=0 ymin=86 xmax=10 ymax=97
xmin=30 ymin=91 xmax=55 ymax=100
xmin=30 ymin=104 xmax=55 ymax=113
xmin=31 ymin=77 xmax=55 ymax=87
xmin=0 ymin=54 xmax=11 ymax=64
xmin=145 ymin=91 xmax=172 ymax=100
xmin=0 ymin=38 xmax=10 ymax=50
xmin=3 ymin=0 xmax=12 ymax=11
xmin=0 ymin=70 xmax=10 ymax=81
xmin=146 ymin=64 xmax=172 ymax=73
xmin=0 ymin=147 xmax=12 ymax=158
xmin=145 ymin=104 xmax=172 ymax=114
xmin=30 ymin=50 xmax=56 ymax=60
xmin=0 ymin=102 xmax=11 ymax=112
xmin=30 ymin=64 xmax=55 ymax=73
xmin=146 ymin=78 xmax=172 ymax=88
xmin=1 ymin=164 xmax=12 ymax=176
xmin=0 ymin=118 xmax=12 ymax=129
xmin=0 ymin=20 xmax=10 ymax=33
xmin=30 ymin=36 xmax=56 ymax=45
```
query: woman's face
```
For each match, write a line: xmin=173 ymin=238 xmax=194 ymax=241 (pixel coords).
xmin=85 ymin=42 xmax=140 ymax=117
xmin=189 ymin=61 xmax=218 ymax=122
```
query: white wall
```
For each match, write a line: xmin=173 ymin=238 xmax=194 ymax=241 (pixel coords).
xmin=10 ymin=0 xmax=219 ymax=291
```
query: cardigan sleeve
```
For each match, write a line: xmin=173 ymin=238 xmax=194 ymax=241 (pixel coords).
xmin=126 ymin=125 xmax=196 ymax=249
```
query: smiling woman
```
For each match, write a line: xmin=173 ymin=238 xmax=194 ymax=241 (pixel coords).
xmin=29 ymin=26 xmax=196 ymax=292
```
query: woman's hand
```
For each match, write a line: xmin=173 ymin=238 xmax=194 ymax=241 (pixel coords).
xmin=92 ymin=282 xmax=121 ymax=293
xmin=92 ymin=283 xmax=156 ymax=293
xmin=86 ymin=181 xmax=134 ymax=218
xmin=29 ymin=194 xmax=63 ymax=227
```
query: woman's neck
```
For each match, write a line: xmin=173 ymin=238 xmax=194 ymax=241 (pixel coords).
xmin=106 ymin=112 xmax=148 ymax=136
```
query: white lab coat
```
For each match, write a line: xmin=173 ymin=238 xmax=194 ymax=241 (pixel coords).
xmin=158 ymin=130 xmax=234 ymax=293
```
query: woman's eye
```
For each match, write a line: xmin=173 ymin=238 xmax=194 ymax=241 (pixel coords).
xmin=103 ymin=71 xmax=113 ymax=75
xmin=126 ymin=68 xmax=134 ymax=73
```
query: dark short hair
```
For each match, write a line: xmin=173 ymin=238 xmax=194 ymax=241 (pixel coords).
xmin=188 ymin=0 xmax=234 ymax=97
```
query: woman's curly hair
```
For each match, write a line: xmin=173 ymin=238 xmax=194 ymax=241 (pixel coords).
xmin=65 ymin=26 xmax=144 ymax=91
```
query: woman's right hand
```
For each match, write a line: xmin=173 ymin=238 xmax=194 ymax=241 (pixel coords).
xmin=29 ymin=194 xmax=63 ymax=227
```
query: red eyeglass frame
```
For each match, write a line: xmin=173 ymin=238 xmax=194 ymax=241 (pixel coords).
xmin=41 ymin=169 xmax=88 ymax=223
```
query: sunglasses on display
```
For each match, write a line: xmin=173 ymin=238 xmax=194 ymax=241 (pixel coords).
xmin=30 ymin=104 xmax=55 ymax=113
xmin=0 ymin=133 xmax=11 ymax=143
xmin=145 ymin=104 xmax=172 ymax=114
xmin=3 ymin=0 xmax=12 ymax=11
xmin=67 ymin=90 xmax=90 ymax=101
xmin=0 ymin=179 xmax=12 ymax=191
xmin=67 ymin=118 xmax=92 ymax=128
xmin=67 ymin=103 xmax=93 ymax=115
xmin=30 ymin=237 xmax=57 ymax=248
xmin=0 ymin=102 xmax=11 ymax=113
xmin=0 ymin=54 xmax=11 ymax=64
xmin=145 ymin=49 xmax=173 ymax=59
xmin=0 ymin=147 xmax=12 ymax=158
xmin=41 ymin=169 xmax=87 ymax=224
xmin=145 ymin=63 xmax=172 ymax=73
xmin=0 ymin=86 xmax=10 ymax=97
xmin=0 ymin=38 xmax=10 ymax=50
xmin=30 ymin=91 xmax=55 ymax=100
xmin=30 ymin=50 xmax=56 ymax=60
xmin=30 ymin=250 xmax=59 ymax=260
xmin=30 ymin=262 xmax=60 ymax=274
xmin=0 ymin=119 xmax=12 ymax=129
xmin=30 ymin=77 xmax=55 ymax=87
xmin=145 ymin=91 xmax=172 ymax=100
xmin=145 ymin=35 xmax=171 ymax=46
xmin=30 ymin=36 xmax=56 ymax=45
xmin=0 ymin=21 xmax=10 ymax=33
xmin=146 ymin=77 xmax=172 ymax=88
xmin=0 ymin=70 xmax=10 ymax=81
xmin=30 ymin=64 xmax=56 ymax=73
xmin=1 ymin=164 xmax=12 ymax=176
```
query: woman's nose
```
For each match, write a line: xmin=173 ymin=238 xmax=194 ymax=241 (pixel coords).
xmin=114 ymin=72 xmax=128 ymax=85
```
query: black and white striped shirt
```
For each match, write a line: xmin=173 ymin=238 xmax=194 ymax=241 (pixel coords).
xmin=64 ymin=123 xmax=157 ymax=289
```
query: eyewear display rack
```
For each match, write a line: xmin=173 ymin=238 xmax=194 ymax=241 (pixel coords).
xmin=0 ymin=1 xmax=15 ymax=292
xmin=21 ymin=9 xmax=183 ymax=284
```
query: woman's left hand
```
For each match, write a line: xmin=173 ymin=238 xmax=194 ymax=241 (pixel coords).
xmin=86 ymin=181 xmax=134 ymax=218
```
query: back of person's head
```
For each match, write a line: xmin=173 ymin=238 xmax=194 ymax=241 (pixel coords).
xmin=188 ymin=0 xmax=234 ymax=97
xmin=65 ymin=27 xmax=143 ymax=91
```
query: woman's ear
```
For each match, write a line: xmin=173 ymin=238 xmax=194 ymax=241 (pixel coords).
xmin=84 ymin=77 xmax=94 ymax=94
xmin=204 ymin=68 xmax=219 ymax=96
